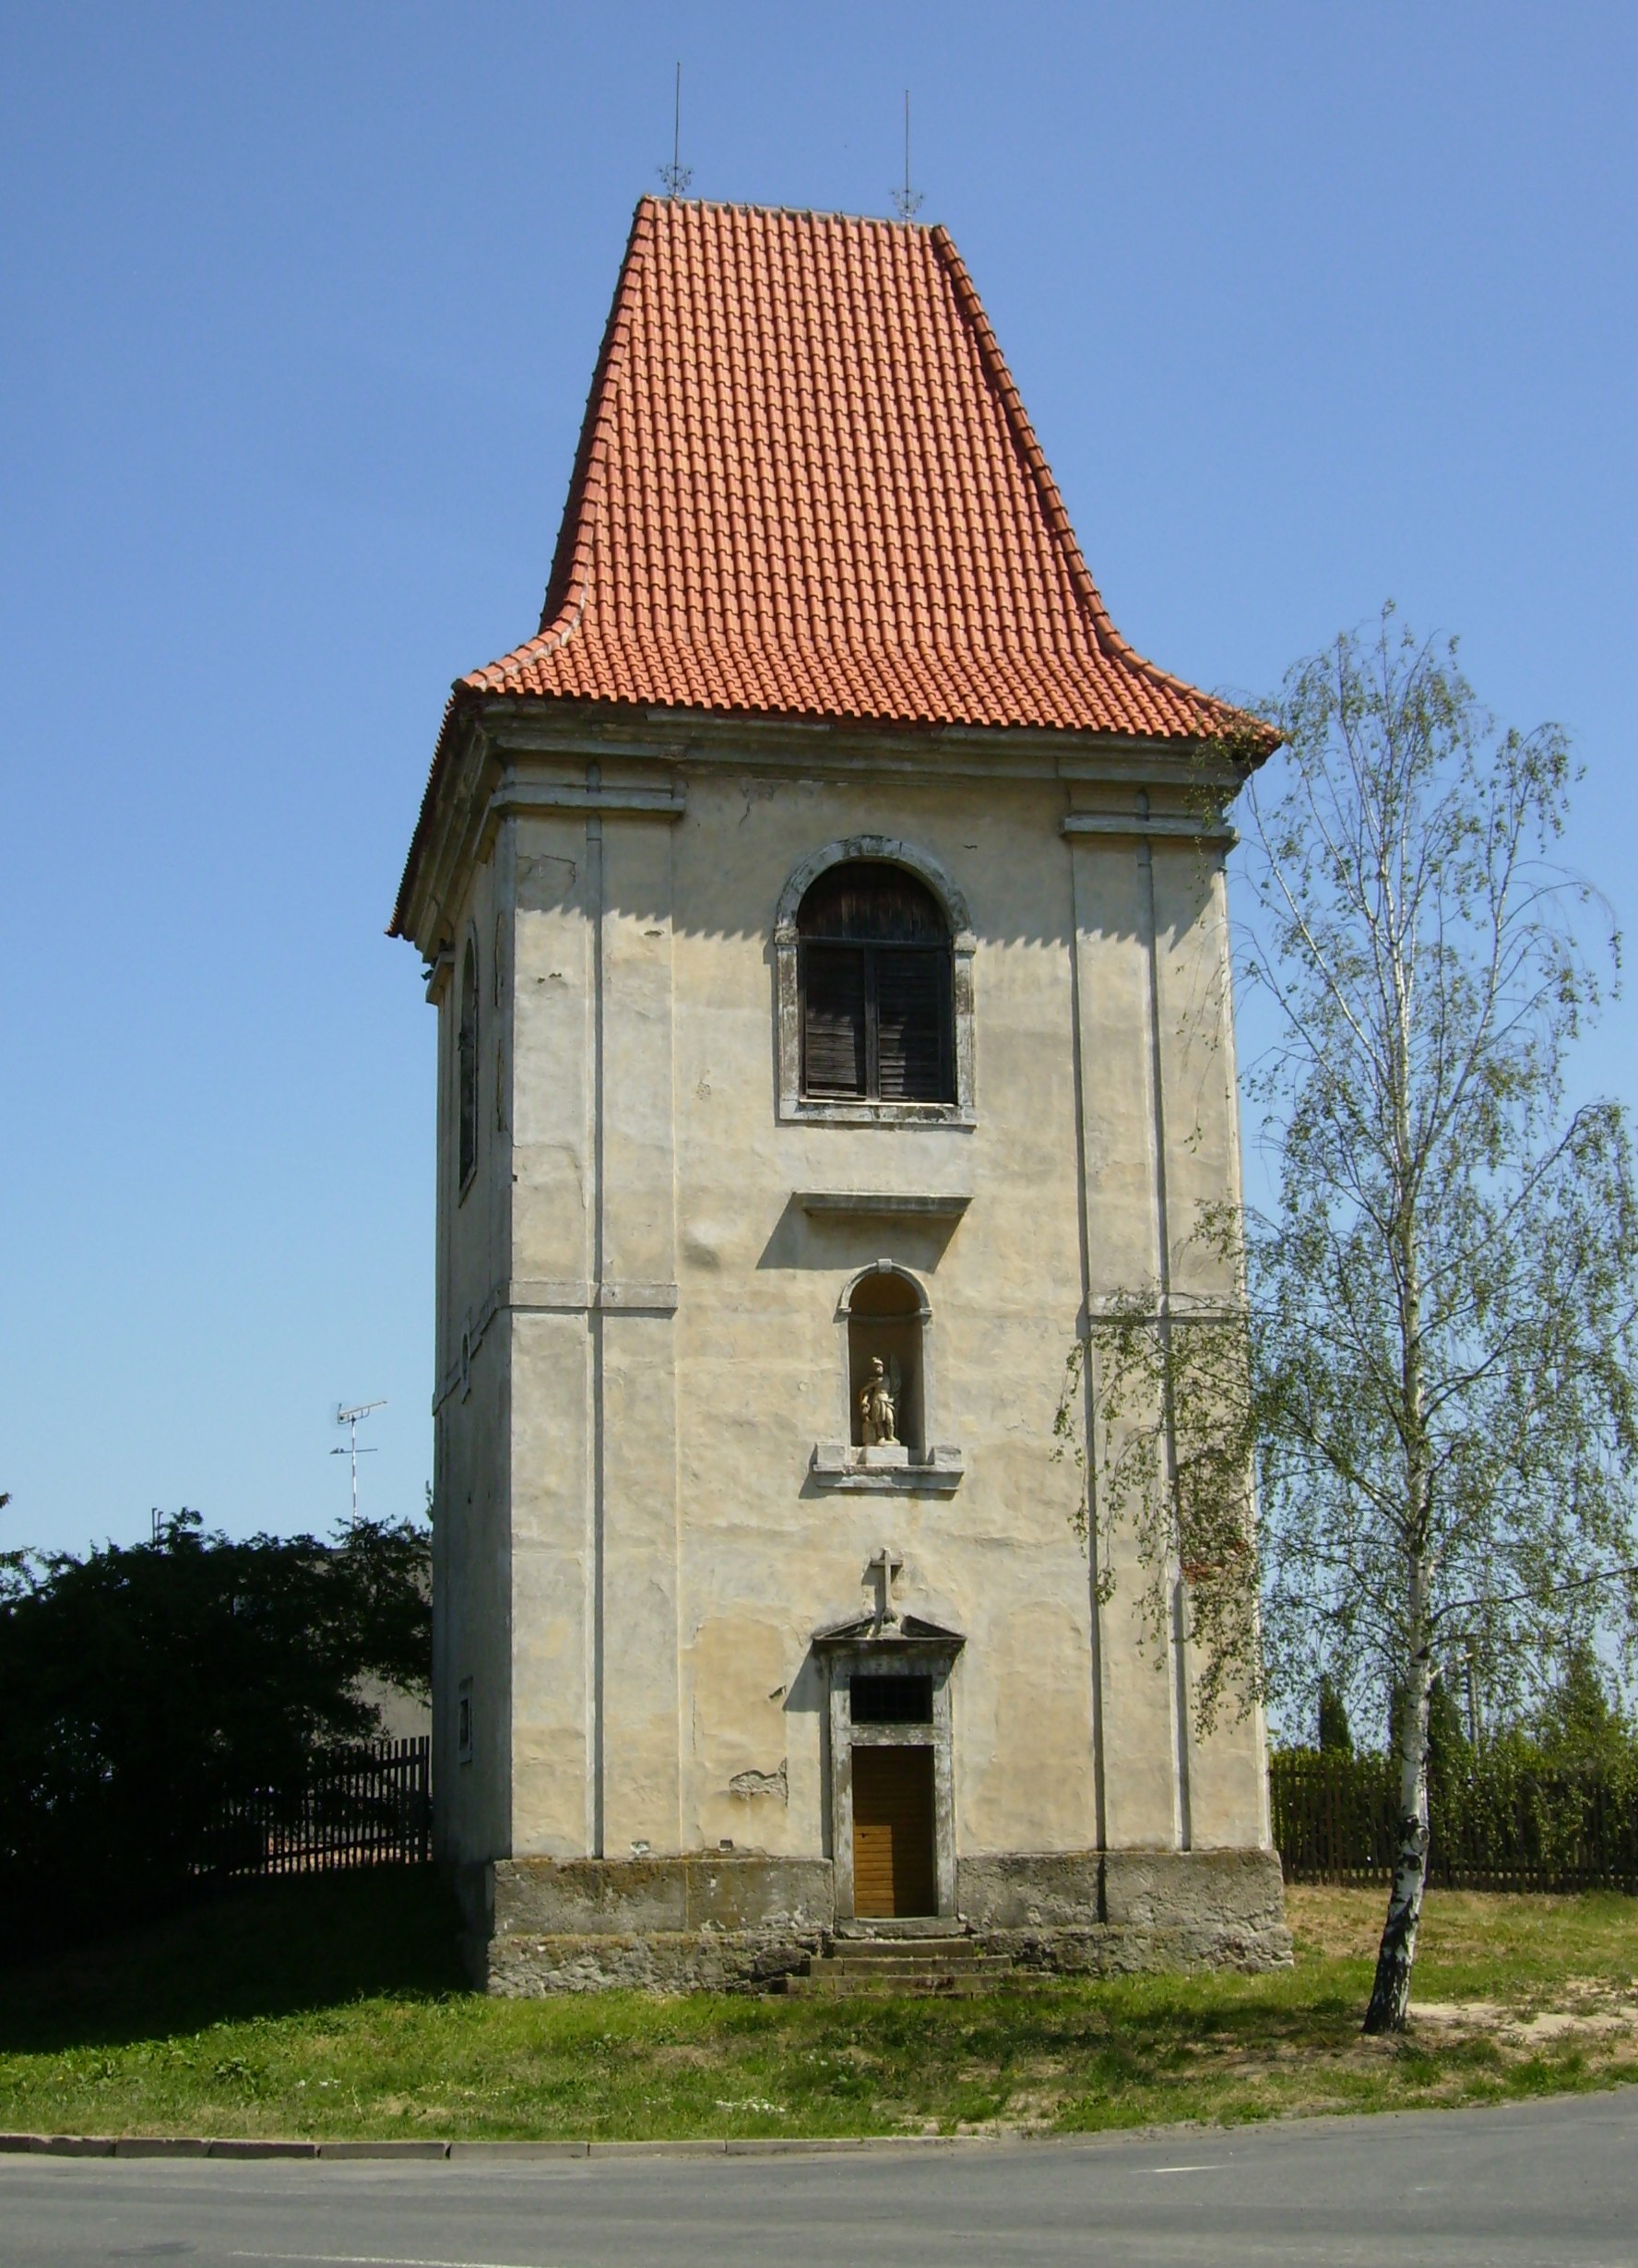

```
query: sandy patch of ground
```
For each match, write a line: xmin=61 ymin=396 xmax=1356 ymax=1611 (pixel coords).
xmin=1413 ymin=1982 xmax=1638 ymax=2051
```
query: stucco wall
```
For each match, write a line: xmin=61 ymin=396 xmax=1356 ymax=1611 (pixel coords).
xmin=428 ymin=729 xmax=1271 ymax=1881
xmin=667 ymin=770 xmax=1096 ymax=1867
xmin=430 ymin=847 xmax=513 ymax=1865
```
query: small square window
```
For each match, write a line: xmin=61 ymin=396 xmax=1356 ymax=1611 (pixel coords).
xmin=850 ymin=1673 xmax=932 ymax=1725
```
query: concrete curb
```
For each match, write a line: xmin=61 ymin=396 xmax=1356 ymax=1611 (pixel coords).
xmin=0 ymin=2130 xmax=979 ymax=2163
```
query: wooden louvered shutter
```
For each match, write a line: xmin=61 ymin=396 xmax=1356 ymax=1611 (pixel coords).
xmin=796 ymin=861 xmax=955 ymax=1104
xmin=874 ymin=948 xmax=950 ymax=1102
xmin=801 ymin=944 xmax=867 ymax=1097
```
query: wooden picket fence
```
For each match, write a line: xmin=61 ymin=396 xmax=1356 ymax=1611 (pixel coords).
xmin=1270 ymin=1750 xmax=1638 ymax=1891
xmin=196 ymin=1737 xmax=432 ymax=1879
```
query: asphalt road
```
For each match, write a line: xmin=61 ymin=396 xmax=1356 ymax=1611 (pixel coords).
xmin=3 ymin=2091 xmax=1635 ymax=2268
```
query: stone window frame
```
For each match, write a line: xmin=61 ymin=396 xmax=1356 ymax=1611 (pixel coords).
xmin=824 ymin=1640 xmax=961 ymax=1922
xmin=775 ymin=836 xmax=976 ymax=1127
xmin=810 ymin=1260 xmax=964 ymax=1494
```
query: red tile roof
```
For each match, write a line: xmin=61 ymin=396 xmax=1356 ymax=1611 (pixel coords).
xmin=396 ymin=197 xmax=1263 ymax=934
xmin=480 ymin=196 xmax=1240 ymax=734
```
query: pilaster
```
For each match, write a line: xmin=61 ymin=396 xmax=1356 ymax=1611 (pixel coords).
xmin=1147 ymin=837 xmax=1273 ymax=1850
xmin=1066 ymin=812 xmax=1186 ymax=1851
xmin=595 ymin=805 xmax=682 ymax=1857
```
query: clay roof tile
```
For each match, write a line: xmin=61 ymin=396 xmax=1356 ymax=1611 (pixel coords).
xmin=393 ymin=197 xmax=1271 ymax=933
xmin=469 ymin=196 xmax=1263 ymax=741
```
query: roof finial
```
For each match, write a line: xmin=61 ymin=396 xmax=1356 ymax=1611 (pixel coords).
xmin=891 ymin=88 xmax=922 ymax=222
xmin=659 ymin=61 xmax=692 ymax=199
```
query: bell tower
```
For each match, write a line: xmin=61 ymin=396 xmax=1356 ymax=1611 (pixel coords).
xmin=394 ymin=196 xmax=1289 ymax=1989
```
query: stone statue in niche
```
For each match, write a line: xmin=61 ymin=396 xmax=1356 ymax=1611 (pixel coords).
xmin=860 ymin=1355 xmax=901 ymax=1446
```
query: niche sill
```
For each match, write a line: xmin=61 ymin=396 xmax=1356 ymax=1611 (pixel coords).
xmin=811 ymin=1443 xmax=964 ymax=1495
xmin=798 ymin=1191 xmax=971 ymax=1222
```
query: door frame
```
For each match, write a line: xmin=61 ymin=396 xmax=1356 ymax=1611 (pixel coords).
xmin=822 ymin=1637 xmax=960 ymax=1922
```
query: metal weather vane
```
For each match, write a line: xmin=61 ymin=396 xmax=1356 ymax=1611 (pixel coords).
xmin=659 ymin=61 xmax=693 ymax=198
xmin=891 ymin=89 xmax=922 ymax=221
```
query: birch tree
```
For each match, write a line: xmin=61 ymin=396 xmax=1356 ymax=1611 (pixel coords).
xmin=1064 ymin=611 xmax=1638 ymax=2033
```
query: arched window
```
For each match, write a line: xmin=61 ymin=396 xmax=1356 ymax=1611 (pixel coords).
xmin=797 ymin=863 xmax=953 ymax=1104
xmin=457 ymin=939 xmax=479 ymax=1188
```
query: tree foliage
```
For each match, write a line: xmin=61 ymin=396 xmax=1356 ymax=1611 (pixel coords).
xmin=1318 ymin=1675 xmax=1354 ymax=1755
xmin=1062 ymin=610 xmax=1638 ymax=2031
xmin=1248 ymin=618 xmax=1638 ymax=1719
xmin=1056 ymin=1299 xmax=1259 ymax=1734
xmin=1531 ymin=1644 xmax=1637 ymax=1772
xmin=0 ymin=1511 xmax=430 ymax=1939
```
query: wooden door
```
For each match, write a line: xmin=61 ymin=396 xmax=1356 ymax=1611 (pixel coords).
xmin=851 ymin=1744 xmax=937 ymax=1917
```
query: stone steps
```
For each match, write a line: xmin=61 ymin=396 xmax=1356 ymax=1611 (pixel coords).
xmin=816 ymin=1950 xmax=993 ymax=1968
xmin=779 ymin=1972 xmax=997 ymax=1998
xmin=771 ymin=1931 xmax=1016 ymax=1998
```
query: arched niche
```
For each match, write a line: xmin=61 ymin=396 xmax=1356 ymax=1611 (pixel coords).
xmin=844 ymin=1265 xmax=928 ymax=1456
xmin=809 ymin=1264 xmax=964 ymax=1495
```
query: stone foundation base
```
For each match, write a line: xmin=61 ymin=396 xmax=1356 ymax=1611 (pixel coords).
xmin=457 ymin=1853 xmax=830 ymax=1996
xmin=458 ymin=1847 xmax=1290 ymax=1994
xmin=481 ymin=1927 xmax=824 ymax=1996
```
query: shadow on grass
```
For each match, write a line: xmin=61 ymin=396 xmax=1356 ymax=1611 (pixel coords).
xmin=1 ymin=1866 xmax=469 ymax=2052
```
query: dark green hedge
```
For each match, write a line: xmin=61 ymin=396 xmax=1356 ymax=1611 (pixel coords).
xmin=1271 ymin=1747 xmax=1638 ymax=1888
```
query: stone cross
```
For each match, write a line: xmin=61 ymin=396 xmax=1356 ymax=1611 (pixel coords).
xmin=868 ymin=1545 xmax=904 ymax=1628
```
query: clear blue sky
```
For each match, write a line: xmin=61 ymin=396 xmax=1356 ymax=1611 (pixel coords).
xmin=4 ymin=1 xmax=1634 ymax=1555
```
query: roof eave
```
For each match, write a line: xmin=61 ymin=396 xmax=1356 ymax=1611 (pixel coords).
xmin=389 ymin=687 xmax=494 ymax=953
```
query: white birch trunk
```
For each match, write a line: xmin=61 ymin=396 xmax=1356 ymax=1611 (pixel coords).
xmin=1363 ymin=1596 xmax=1432 ymax=2033
xmin=1363 ymin=908 xmax=1434 ymax=2036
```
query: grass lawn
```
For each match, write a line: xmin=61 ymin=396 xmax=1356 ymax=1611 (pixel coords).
xmin=2 ymin=1869 xmax=1634 ymax=2143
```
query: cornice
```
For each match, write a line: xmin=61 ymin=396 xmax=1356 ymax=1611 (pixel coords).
xmin=396 ymin=693 xmax=1251 ymax=958
xmin=477 ymin=696 xmax=1237 ymax=782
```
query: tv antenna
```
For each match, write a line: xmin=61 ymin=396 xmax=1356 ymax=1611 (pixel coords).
xmin=332 ymin=1399 xmax=386 ymax=1526
xmin=659 ymin=61 xmax=692 ymax=198
xmin=891 ymin=89 xmax=922 ymax=221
